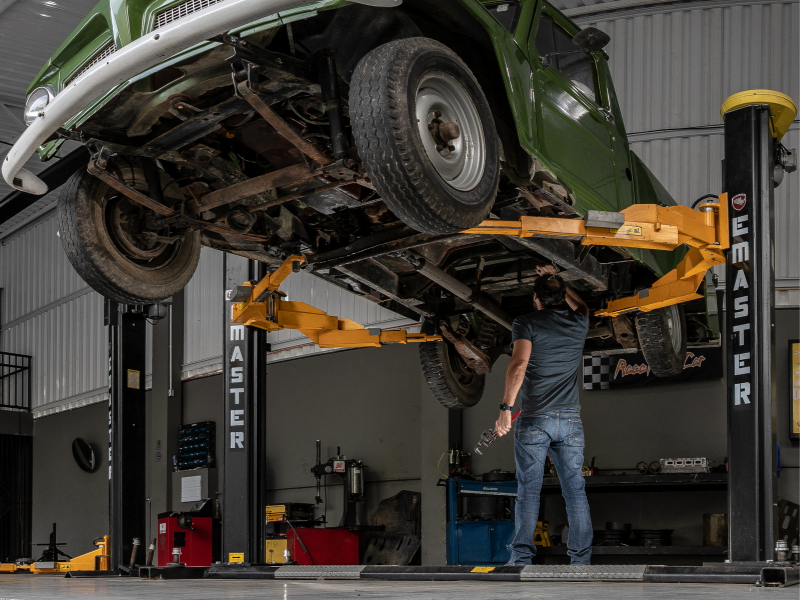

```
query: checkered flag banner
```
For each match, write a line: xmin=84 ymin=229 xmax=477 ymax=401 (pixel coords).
xmin=583 ymin=356 xmax=611 ymax=390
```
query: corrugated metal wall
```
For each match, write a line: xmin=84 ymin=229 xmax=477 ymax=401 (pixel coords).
xmin=183 ymin=247 xmax=224 ymax=379
xmin=0 ymin=211 xmax=108 ymax=417
xmin=0 ymin=210 xmax=90 ymax=325
xmin=577 ymin=1 xmax=799 ymax=135
xmin=566 ymin=0 xmax=799 ymax=304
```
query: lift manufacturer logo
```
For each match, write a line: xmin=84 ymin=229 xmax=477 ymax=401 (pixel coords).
xmin=228 ymin=323 xmax=246 ymax=451
xmin=731 ymin=193 xmax=747 ymax=211
xmin=730 ymin=207 xmax=752 ymax=406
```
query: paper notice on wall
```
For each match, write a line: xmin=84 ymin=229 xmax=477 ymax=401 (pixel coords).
xmin=181 ymin=475 xmax=202 ymax=503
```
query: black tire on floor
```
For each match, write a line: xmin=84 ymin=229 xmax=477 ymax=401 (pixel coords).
xmin=420 ymin=341 xmax=485 ymax=409
xmin=349 ymin=37 xmax=500 ymax=234
xmin=58 ymin=160 xmax=201 ymax=304
xmin=635 ymin=305 xmax=688 ymax=377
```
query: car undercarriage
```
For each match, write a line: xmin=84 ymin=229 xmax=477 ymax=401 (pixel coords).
xmin=21 ymin=1 xmax=720 ymax=407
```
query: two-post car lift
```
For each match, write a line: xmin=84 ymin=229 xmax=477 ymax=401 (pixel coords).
xmin=99 ymin=90 xmax=796 ymax=586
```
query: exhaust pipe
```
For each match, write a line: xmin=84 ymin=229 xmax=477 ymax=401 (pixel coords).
xmin=402 ymin=251 xmax=513 ymax=331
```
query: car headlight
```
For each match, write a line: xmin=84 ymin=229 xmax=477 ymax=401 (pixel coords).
xmin=24 ymin=86 xmax=56 ymax=126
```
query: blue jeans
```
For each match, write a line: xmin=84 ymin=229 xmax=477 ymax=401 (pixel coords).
xmin=509 ymin=410 xmax=593 ymax=565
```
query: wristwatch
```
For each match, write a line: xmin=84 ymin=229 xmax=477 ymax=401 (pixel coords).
xmin=499 ymin=404 xmax=513 ymax=412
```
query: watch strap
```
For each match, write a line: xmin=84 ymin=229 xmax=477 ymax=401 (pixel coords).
xmin=499 ymin=404 xmax=513 ymax=412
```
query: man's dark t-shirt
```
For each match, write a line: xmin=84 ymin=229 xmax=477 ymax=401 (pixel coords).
xmin=511 ymin=308 xmax=589 ymax=416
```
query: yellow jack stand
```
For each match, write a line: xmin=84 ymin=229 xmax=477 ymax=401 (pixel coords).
xmin=534 ymin=521 xmax=552 ymax=547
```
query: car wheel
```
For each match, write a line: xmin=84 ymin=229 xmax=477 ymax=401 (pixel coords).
xmin=350 ymin=37 xmax=500 ymax=234
xmin=58 ymin=160 xmax=201 ymax=304
xmin=420 ymin=341 xmax=485 ymax=409
xmin=636 ymin=305 xmax=688 ymax=377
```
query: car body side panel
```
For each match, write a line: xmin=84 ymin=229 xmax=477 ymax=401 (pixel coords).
xmin=458 ymin=0 xmax=539 ymax=154
xmin=528 ymin=4 xmax=620 ymax=212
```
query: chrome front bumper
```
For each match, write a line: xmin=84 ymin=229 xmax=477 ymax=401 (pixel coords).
xmin=2 ymin=0 xmax=400 ymax=195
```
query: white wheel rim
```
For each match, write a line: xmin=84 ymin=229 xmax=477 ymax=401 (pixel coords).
xmin=415 ymin=71 xmax=485 ymax=193
xmin=665 ymin=305 xmax=682 ymax=351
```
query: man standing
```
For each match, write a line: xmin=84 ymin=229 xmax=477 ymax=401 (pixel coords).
xmin=494 ymin=264 xmax=592 ymax=565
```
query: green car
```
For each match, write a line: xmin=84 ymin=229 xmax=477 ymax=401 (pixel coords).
xmin=7 ymin=0 xmax=719 ymax=407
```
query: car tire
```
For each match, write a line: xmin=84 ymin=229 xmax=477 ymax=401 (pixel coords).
xmin=58 ymin=160 xmax=201 ymax=304
xmin=350 ymin=37 xmax=500 ymax=234
xmin=420 ymin=341 xmax=485 ymax=409
xmin=636 ymin=305 xmax=688 ymax=377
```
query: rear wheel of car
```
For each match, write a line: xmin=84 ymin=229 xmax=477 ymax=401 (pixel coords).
xmin=350 ymin=37 xmax=500 ymax=234
xmin=636 ymin=305 xmax=688 ymax=377
xmin=58 ymin=160 xmax=201 ymax=304
xmin=420 ymin=341 xmax=485 ymax=409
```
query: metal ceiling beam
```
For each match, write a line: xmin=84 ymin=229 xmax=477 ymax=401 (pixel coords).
xmin=0 ymin=95 xmax=23 ymax=109
xmin=0 ymin=0 xmax=19 ymax=18
xmin=563 ymin=0 xmax=780 ymax=20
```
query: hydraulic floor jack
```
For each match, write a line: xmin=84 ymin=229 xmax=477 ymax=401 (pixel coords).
xmin=0 ymin=524 xmax=110 ymax=574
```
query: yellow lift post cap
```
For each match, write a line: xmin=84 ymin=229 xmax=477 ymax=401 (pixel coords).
xmin=721 ymin=90 xmax=797 ymax=141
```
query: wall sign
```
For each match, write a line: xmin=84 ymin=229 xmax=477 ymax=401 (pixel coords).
xmin=583 ymin=346 xmax=723 ymax=390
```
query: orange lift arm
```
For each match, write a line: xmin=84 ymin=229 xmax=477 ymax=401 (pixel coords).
xmin=231 ymin=255 xmax=441 ymax=348
xmin=234 ymin=196 xmax=727 ymax=339
xmin=463 ymin=195 xmax=729 ymax=317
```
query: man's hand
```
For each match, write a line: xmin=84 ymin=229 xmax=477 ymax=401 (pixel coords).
xmin=536 ymin=264 xmax=558 ymax=276
xmin=495 ymin=409 xmax=512 ymax=437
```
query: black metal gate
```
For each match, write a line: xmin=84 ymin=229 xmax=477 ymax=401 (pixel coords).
xmin=0 ymin=352 xmax=31 ymax=410
xmin=0 ymin=434 xmax=33 ymax=562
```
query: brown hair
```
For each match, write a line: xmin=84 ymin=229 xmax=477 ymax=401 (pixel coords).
xmin=533 ymin=274 xmax=567 ymax=308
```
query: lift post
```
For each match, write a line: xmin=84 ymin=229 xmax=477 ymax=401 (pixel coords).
xmin=222 ymin=255 xmax=268 ymax=564
xmin=721 ymin=92 xmax=794 ymax=561
xmin=105 ymin=301 xmax=147 ymax=572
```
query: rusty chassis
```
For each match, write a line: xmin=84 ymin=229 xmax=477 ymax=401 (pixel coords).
xmin=71 ymin=23 xmax=715 ymax=366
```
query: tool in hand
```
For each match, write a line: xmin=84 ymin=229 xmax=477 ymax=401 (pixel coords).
xmin=474 ymin=410 xmax=521 ymax=455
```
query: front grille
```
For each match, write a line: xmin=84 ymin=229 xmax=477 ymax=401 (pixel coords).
xmin=65 ymin=42 xmax=117 ymax=86
xmin=154 ymin=0 xmax=226 ymax=29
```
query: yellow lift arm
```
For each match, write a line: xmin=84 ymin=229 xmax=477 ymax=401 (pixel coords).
xmin=463 ymin=194 xmax=729 ymax=317
xmin=234 ymin=196 xmax=727 ymax=339
xmin=231 ymin=256 xmax=441 ymax=348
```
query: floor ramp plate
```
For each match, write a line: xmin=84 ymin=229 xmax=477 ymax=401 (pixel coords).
xmin=274 ymin=565 xmax=366 ymax=579
xmin=521 ymin=565 xmax=646 ymax=581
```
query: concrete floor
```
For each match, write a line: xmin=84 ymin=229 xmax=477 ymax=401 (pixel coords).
xmin=0 ymin=576 xmax=796 ymax=599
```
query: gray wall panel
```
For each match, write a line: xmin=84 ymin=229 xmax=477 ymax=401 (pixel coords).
xmin=31 ymin=401 xmax=109 ymax=557
xmin=1 ymin=291 xmax=106 ymax=417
